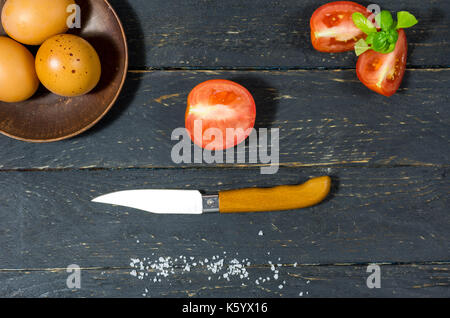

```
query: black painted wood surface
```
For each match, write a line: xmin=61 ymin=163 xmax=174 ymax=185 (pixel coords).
xmin=1 ymin=69 xmax=448 ymax=169
xmin=0 ymin=0 xmax=449 ymax=298
xmin=109 ymin=0 xmax=450 ymax=69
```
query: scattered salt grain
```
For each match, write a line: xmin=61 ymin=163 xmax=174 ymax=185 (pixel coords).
xmin=129 ymin=252 xmax=304 ymax=297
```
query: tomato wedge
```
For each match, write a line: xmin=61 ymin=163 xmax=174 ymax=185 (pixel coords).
xmin=356 ymin=29 xmax=407 ymax=97
xmin=185 ymin=80 xmax=256 ymax=151
xmin=310 ymin=1 xmax=371 ymax=53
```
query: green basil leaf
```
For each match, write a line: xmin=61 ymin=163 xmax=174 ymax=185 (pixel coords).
xmin=365 ymin=33 xmax=376 ymax=45
xmin=352 ymin=12 xmax=377 ymax=35
xmin=385 ymin=42 xmax=396 ymax=54
xmin=387 ymin=29 xmax=399 ymax=44
xmin=378 ymin=10 xmax=394 ymax=30
xmin=375 ymin=12 xmax=382 ymax=29
xmin=378 ymin=42 xmax=396 ymax=54
xmin=397 ymin=11 xmax=418 ymax=29
xmin=372 ymin=32 xmax=390 ymax=52
xmin=354 ymin=39 xmax=371 ymax=56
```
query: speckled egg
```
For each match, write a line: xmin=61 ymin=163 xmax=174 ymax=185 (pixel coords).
xmin=0 ymin=36 xmax=39 ymax=102
xmin=1 ymin=0 xmax=76 ymax=45
xmin=35 ymin=34 xmax=101 ymax=97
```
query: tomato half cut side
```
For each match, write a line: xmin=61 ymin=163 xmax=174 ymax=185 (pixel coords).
xmin=356 ymin=29 xmax=408 ymax=97
xmin=310 ymin=1 xmax=371 ymax=53
xmin=185 ymin=79 xmax=256 ymax=151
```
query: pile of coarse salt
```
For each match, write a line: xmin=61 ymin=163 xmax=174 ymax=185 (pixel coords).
xmin=130 ymin=252 xmax=250 ymax=285
xmin=129 ymin=250 xmax=308 ymax=297
xmin=129 ymin=232 xmax=310 ymax=297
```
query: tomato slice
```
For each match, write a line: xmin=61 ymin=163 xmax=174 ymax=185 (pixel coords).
xmin=310 ymin=1 xmax=370 ymax=53
xmin=356 ymin=29 xmax=407 ymax=97
xmin=185 ymin=79 xmax=256 ymax=151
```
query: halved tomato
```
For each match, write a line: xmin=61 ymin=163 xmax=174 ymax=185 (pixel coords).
xmin=356 ymin=29 xmax=407 ymax=97
xmin=185 ymin=79 xmax=256 ymax=151
xmin=310 ymin=1 xmax=371 ymax=53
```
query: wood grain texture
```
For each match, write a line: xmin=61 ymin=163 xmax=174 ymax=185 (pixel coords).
xmin=1 ymin=265 xmax=448 ymax=297
xmin=107 ymin=0 xmax=450 ymax=69
xmin=0 ymin=166 xmax=448 ymax=297
xmin=0 ymin=69 xmax=448 ymax=170
xmin=219 ymin=176 xmax=332 ymax=213
xmin=1 ymin=0 xmax=449 ymax=298
xmin=0 ymin=167 xmax=447 ymax=270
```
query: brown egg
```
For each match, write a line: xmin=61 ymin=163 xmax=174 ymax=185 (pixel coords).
xmin=35 ymin=34 xmax=102 ymax=97
xmin=0 ymin=36 xmax=39 ymax=103
xmin=1 ymin=0 xmax=76 ymax=45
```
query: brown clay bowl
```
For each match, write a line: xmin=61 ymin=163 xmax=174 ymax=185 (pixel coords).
xmin=0 ymin=0 xmax=128 ymax=142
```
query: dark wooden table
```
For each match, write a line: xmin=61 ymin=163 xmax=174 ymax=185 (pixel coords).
xmin=0 ymin=0 xmax=449 ymax=298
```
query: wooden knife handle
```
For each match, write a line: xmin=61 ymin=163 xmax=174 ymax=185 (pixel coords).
xmin=218 ymin=176 xmax=331 ymax=213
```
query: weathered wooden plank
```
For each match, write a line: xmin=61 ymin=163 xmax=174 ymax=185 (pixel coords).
xmin=0 ymin=0 xmax=447 ymax=300
xmin=1 ymin=264 xmax=448 ymax=297
xmin=0 ymin=69 xmax=448 ymax=169
xmin=108 ymin=0 xmax=450 ymax=69
xmin=0 ymin=166 xmax=447 ymax=270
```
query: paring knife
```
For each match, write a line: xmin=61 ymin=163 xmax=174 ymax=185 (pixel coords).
xmin=92 ymin=176 xmax=331 ymax=214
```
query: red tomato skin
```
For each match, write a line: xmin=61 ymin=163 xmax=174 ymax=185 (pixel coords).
xmin=185 ymin=79 xmax=256 ymax=151
xmin=310 ymin=1 xmax=371 ymax=53
xmin=356 ymin=29 xmax=408 ymax=97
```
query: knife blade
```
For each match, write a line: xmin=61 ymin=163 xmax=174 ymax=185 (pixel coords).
xmin=92 ymin=176 xmax=331 ymax=214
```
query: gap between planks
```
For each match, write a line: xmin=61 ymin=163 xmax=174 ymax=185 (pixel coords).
xmin=127 ymin=66 xmax=450 ymax=73
xmin=0 ymin=161 xmax=448 ymax=173
xmin=0 ymin=261 xmax=449 ymax=273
